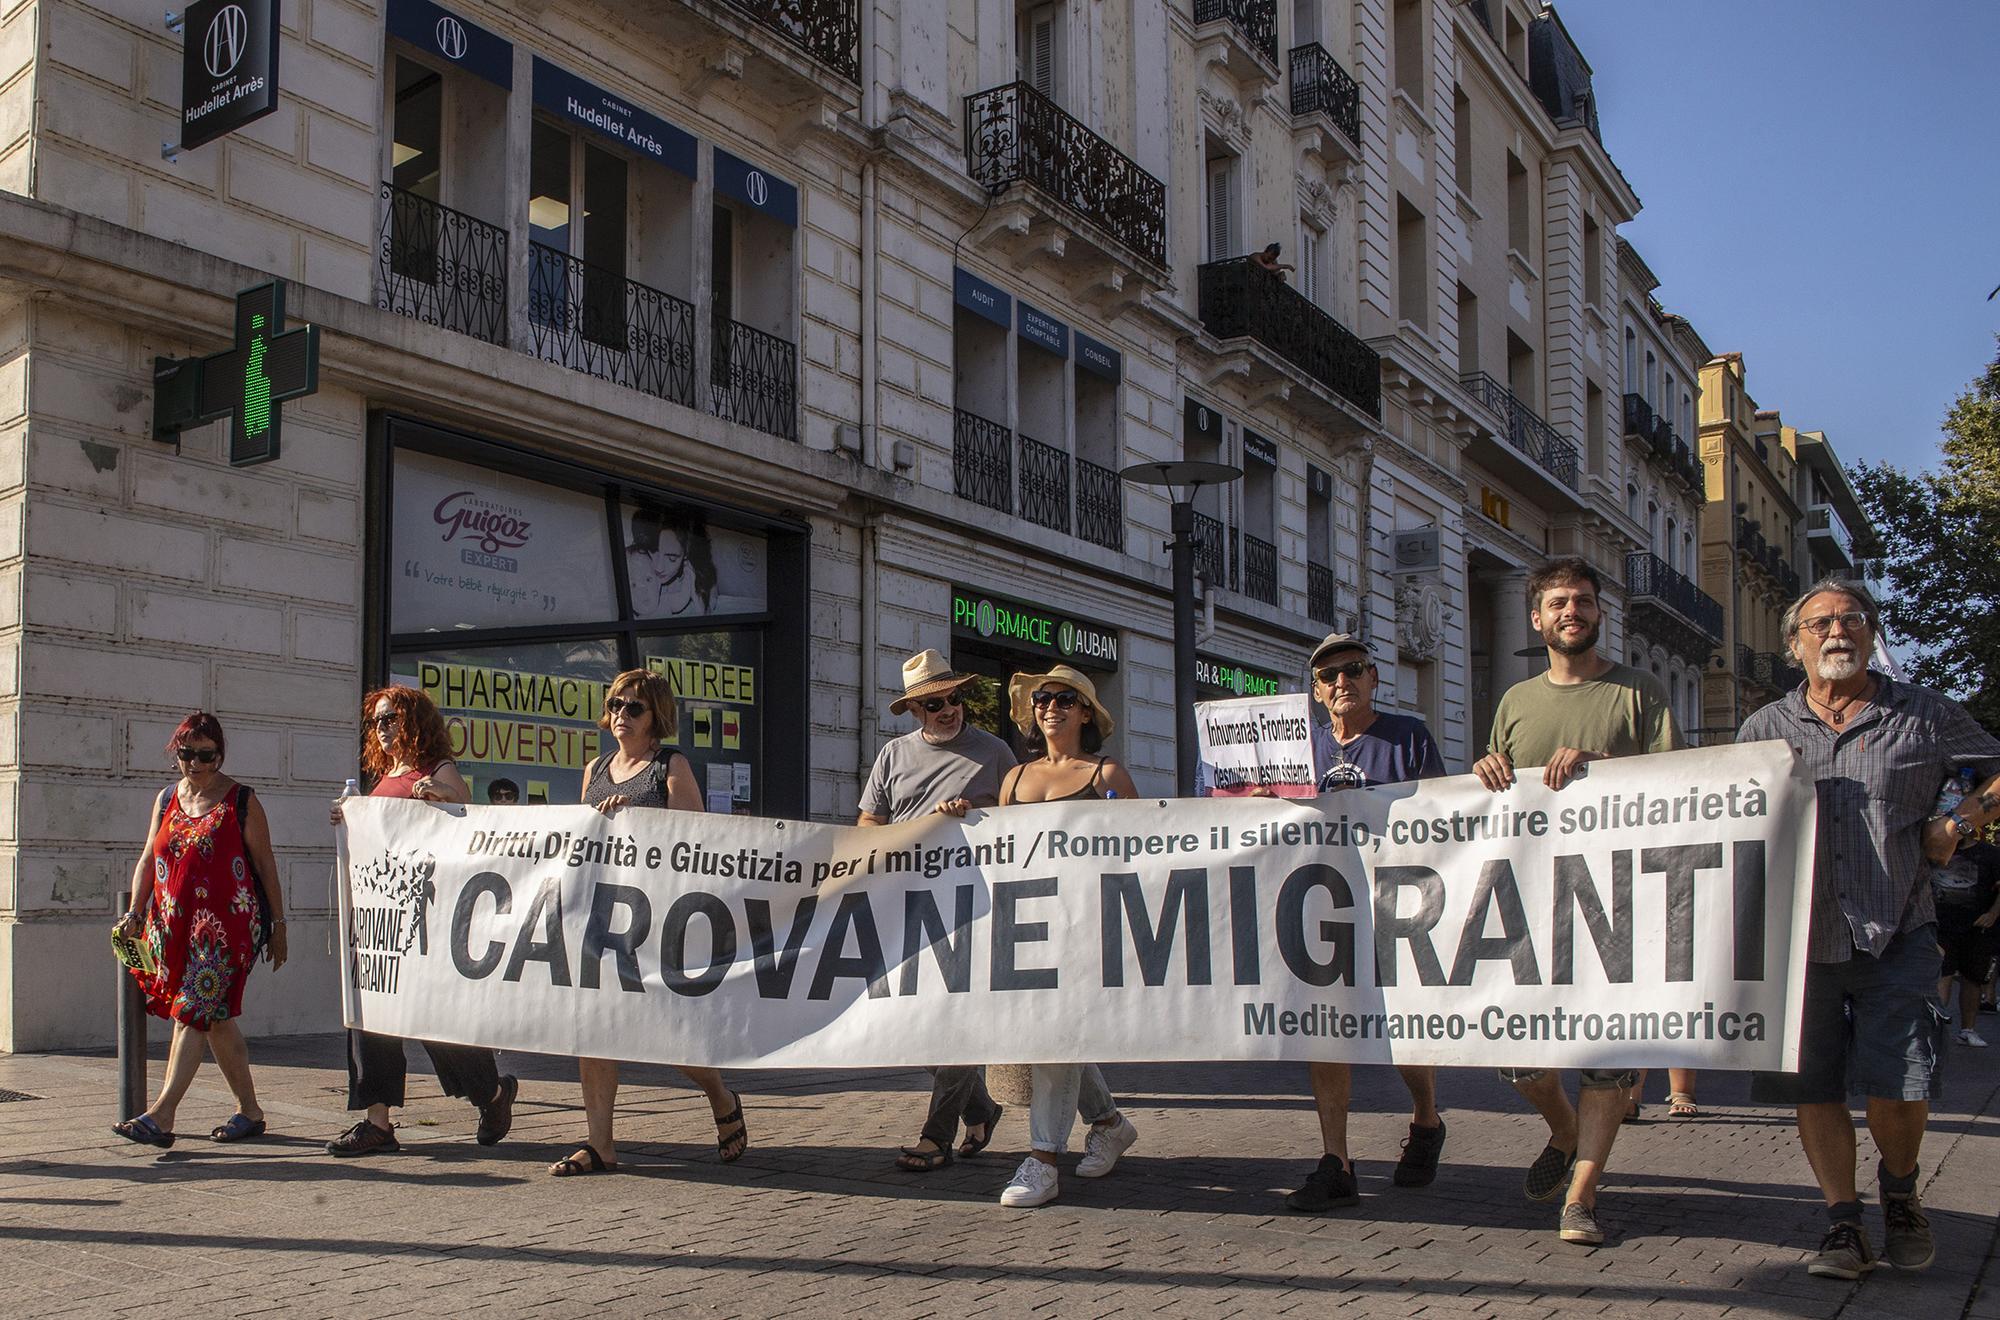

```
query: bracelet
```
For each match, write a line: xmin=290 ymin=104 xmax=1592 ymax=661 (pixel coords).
xmin=272 ymin=918 xmax=287 ymax=925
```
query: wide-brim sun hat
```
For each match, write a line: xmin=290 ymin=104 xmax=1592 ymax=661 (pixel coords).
xmin=1007 ymin=664 xmax=1114 ymax=738
xmin=890 ymin=648 xmax=979 ymax=715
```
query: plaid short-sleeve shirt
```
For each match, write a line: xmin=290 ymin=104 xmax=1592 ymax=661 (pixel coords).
xmin=1739 ymin=674 xmax=2000 ymax=963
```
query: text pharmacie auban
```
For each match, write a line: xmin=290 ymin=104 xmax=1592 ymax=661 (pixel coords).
xmin=444 ymin=805 xmax=1775 ymax=1001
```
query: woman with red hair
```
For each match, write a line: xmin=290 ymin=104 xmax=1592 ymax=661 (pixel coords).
xmin=112 ymin=712 xmax=287 ymax=1147
xmin=324 ymin=685 xmax=517 ymax=1158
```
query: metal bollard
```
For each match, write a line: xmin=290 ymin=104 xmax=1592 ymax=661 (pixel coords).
xmin=115 ymin=970 xmax=147 ymax=1120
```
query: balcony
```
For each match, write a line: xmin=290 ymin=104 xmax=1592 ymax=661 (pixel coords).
xmin=528 ymin=243 xmax=696 ymax=407
xmin=1675 ymin=438 xmax=1705 ymax=500
xmin=1191 ymin=511 xmax=1233 ymax=590
xmin=1459 ymin=372 xmax=1580 ymax=491
xmin=954 ymin=408 xmax=1014 ymax=516
xmin=714 ymin=0 xmax=859 ymax=81
xmin=1735 ymin=515 xmax=1767 ymax=567
xmin=1241 ymin=532 xmax=1278 ymax=606
xmin=1197 ymin=257 xmax=1381 ymax=423
xmin=1735 ymin=642 xmax=1756 ymax=685
xmin=1307 ymin=561 xmax=1337 ymax=626
xmin=1288 ymin=43 xmax=1361 ymax=153
xmin=710 ymin=313 xmax=798 ymax=441
xmin=1620 ymin=393 xmax=1655 ymax=444
xmin=1761 ymin=650 xmax=1805 ymax=694
xmin=377 ymin=183 xmax=507 ymax=346
xmin=1625 ymin=552 xmax=1722 ymax=664
xmin=1195 ymin=0 xmax=1278 ymax=78
xmin=1807 ymin=503 xmax=1856 ymax=568
xmin=1075 ymin=457 xmax=1124 ymax=553
xmin=964 ymin=82 xmax=1167 ymax=269
xmin=1018 ymin=433 xmax=1072 ymax=536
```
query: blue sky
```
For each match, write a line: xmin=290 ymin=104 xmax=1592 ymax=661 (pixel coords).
xmin=1553 ymin=1 xmax=2000 ymax=475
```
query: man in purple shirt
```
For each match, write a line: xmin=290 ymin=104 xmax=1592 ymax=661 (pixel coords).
xmin=1287 ymin=633 xmax=1449 ymax=1213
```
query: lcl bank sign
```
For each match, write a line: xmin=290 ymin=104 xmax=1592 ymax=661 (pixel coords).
xmin=179 ymin=0 xmax=280 ymax=151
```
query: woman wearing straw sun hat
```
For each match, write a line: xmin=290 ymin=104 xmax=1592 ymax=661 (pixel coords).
xmin=990 ymin=664 xmax=1143 ymax=1208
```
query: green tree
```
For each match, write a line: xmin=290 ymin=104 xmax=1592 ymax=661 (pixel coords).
xmin=1852 ymin=336 xmax=2000 ymax=730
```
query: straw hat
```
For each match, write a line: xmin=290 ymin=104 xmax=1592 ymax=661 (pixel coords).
xmin=890 ymin=649 xmax=978 ymax=715
xmin=1007 ymin=664 xmax=1115 ymax=737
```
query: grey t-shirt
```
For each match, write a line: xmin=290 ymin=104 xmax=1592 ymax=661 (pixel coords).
xmin=859 ymin=725 xmax=1017 ymax=824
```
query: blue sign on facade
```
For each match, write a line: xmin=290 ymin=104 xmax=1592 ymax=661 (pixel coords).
xmin=531 ymin=57 xmax=697 ymax=179
xmin=387 ymin=0 xmax=513 ymax=89
xmin=953 ymin=268 xmax=1012 ymax=330
xmin=1075 ymin=331 xmax=1121 ymax=381
xmin=1017 ymin=300 xmax=1069 ymax=357
xmin=714 ymin=148 xmax=798 ymax=228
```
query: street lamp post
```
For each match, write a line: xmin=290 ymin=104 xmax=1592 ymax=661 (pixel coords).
xmin=1120 ymin=460 xmax=1243 ymax=796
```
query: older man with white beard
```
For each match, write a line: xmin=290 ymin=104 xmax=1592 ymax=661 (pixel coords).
xmin=1741 ymin=579 xmax=2000 ymax=1281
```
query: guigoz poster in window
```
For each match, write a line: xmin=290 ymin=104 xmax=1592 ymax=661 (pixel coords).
xmin=392 ymin=451 xmax=617 ymax=632
xmin=624 ymin=503 xmax=768 ymax=619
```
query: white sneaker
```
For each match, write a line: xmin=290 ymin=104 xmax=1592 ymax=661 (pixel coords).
xmin=1075 ymin=1114 xmax=1139 ymax=1179
xmin=1000 ymin=1155 xmax=1060 ymax=1207
xmin=1959 ymin=1028 xmax=1989 ymax=1048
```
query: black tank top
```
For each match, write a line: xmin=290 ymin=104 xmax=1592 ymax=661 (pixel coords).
xmin=583 ymin=748 xmax=688 ymax=809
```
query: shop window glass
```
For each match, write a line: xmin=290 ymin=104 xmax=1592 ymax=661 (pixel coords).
xmin=640 ymin=629 xmax=764 ymax=815
xmin=391 ymin=449 xmax=618 ymax=632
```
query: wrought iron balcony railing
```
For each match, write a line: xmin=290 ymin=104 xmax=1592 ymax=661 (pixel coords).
xmin=1307 ymin=561 xmax=1337 ymax=626
xmin=716 ymin=0 xmax=859 ymax=81
xmin=1735 ymin=515 xmax=1766 ymax=563
xmin=1621 ymin=393 xmax=1655 ymax=443
xmin=1459 ymin=372 xmax=1580 ymax=490
xmin=1191 ymin=510 xmax=1232 ymax=590
xmin=1198 ymin=257 xmax=1380 ymax=416
xmin=1625 ymin=552 xmax=1723 ymax=643
xmin=1018 ymin=434 xmax=1072 ymax=536
xmin=1736 ymin=643 xmax=1756 ymax=683
xmin=965 ymin=82 xmax=1167 ymax=266
xmin=1240 ymin=532 xmax=1278 ymax=605
xmin=1761 ymin=651 xmax=1805 ymax=694
xmin=954 ymin=408 xmax=1014 ymax=515
xmin=710 ymin=313 xmax=798 ymax=440
xmin=529 ymin=242 xmax=696 ymax=406
xmin=378 ymin=183 xmax=508 ymax=345
xmin=1075 ymin=456 xmax=1124 ymax=552
xmin=1288 ymin=43 xmax=1361 ymax=147
xmin=1195 ymin=0 xmax=1277 ymax=63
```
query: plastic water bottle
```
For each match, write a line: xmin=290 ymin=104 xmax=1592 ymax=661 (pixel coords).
xmin=341 ymin=777 xmax=359 ymax=800
xmin=1934 ymin=768 xmax=1976 ymax=819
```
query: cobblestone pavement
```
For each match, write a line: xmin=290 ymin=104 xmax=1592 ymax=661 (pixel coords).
xmin=0 ymin=1031 xmax=1995 ymax=1319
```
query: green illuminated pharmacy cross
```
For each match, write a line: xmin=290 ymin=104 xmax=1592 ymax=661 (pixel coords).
xmin=153 ymin=280 xmax=320 ymax=468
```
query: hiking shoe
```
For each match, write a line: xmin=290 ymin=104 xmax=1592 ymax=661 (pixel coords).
xmin=999 ymin=1155 xmax=1059 ymax=1208
xmin=1393 ymin=1120 xmax=1446 ymax=1187
xmin=476 ymin=1074 xmax=518 ymax=1146
xmin=1958 ymin=1028 xmax=1989 ymax=1048
xmin=1523 ymin=1143 xmax=1576 ymax=1202
xmin=1558 ymin=1201 xmax=1604 ymax=1246
xmin=1075 ymin=1114 xmax=1138 ymax=1178
xmin=1286 ymin=1154 xmax=1360 ymax=1212
xmin=326 ymin=1119 xmax=399 ymax=1157
xmin=1806 ymin=1220 xmax=1876 ymax=1279
xmin=1882 ymin=1190 xmax=1935 ymax=1271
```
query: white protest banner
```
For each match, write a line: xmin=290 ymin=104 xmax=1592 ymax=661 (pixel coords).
xmin=1196 ymin=694 xmax=1318 ymax=798
xmin=336 ymin=741 xmax=1815 ymax=1072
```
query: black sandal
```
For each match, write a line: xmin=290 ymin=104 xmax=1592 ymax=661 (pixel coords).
xmin=896 ymin=1144 xmax=953 ymax=1172
xmin=958 ymin=1103 xmax=1003 ymax=1157
xmin=549 ymin=1144 xmax=616 ymax=1176
xmin=714 ymin=1092 xmax=748 ymax=1163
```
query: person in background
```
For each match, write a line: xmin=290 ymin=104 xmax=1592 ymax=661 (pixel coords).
xmin=1742 ymin=578 xmax=2000 ymax=1279
xmin=860 ymin=650 xmax=1017 ymax=1171
xmin=550 ymin=668 xmax=747 ymax=1175
xmin=485 ymin=777 xmax=520 ymax=805
xmin=326 ymin=686 xmax=517 ymax=1157
xmin=1933 ymin=836 xmax=1999 ymax=1048
xmin=1284 ymin=633 xmax=1449 ymax=1212
xmin=1250 ymin=242 xmax=1295 ymax=280
xmin=1472 ymin=556 xmax=1682 ymax=1249
xmin=112 ymin=712 xmax=287 ymax=1148
xmin=993 ymin=665 xmax=1142 ymax=1209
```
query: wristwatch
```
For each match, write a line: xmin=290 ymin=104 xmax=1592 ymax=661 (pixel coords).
xmin=1947 ymin=810 xmax=1977 ymax=840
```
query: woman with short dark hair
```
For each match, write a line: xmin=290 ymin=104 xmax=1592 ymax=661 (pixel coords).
xmin=112 ymin=712 xmax=286 ymax=1147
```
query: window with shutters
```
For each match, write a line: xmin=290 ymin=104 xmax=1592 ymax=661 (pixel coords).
xmin=1297 ymin=220 xmax=1321 ymax=305
xmin=1019 ymin=3 xmax=1059 ymax=102
xmin=1292 ymin=0 xmax=1318 ymax=46
xmin=1204 ymin=153 xmax=1238 ymax=263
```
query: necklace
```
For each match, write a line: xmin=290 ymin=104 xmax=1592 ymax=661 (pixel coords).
xmin=1808 ymin=679 xmax=1873 ymax=727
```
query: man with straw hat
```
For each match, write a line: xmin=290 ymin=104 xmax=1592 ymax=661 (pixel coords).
xmin=859 ymin=650 xmax=1016 ymax=1170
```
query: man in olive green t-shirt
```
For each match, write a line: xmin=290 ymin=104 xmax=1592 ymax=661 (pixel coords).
xmin=1472 ymin=556 xmax=1684 ymax=1249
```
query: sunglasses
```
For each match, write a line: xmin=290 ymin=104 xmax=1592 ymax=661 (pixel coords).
xmin=918 ymin=693 xmax=965 ymax=714
xmin=1316 ymin=662 xmax=1372 ymax=684
xmin=368 ymin=714 xmax=400 ymax=730
xmin=605 ymin=697 xmax=650 ymax=717
xmin=174 ymin=747 xmax=221 ymax=764
xmin=1030 ymin=689 xmax=1082 ymax=710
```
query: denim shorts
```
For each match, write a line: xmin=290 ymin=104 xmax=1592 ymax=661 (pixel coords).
xmin=1751 ymin=924 xmax=1947 ymax=1106
xmin=1496 ymin=1068 xmax=1637 ymax=1090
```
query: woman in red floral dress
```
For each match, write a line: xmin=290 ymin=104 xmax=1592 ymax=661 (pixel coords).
xmin=113 ymin=712 xmax=288 ymax=1148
